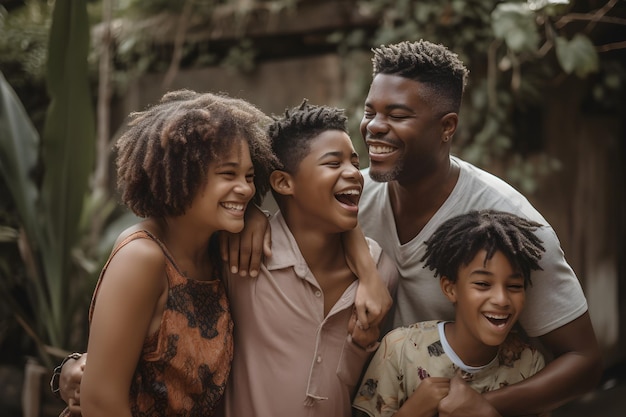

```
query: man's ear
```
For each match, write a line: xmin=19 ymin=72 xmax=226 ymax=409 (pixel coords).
xmin=441 ymin=112 xmax=458 ymax=143
xmin=440 ymin=276 xmax=457 ymax=303
xmin=270 ymin=170 xmax=294 ymax=196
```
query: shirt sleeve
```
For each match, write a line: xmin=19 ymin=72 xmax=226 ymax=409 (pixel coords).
xmin=519 ymin=225 xmax=588 ymax=337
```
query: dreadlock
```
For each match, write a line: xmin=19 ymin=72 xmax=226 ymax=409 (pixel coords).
xmin=422 ymin=210 xmax=545 ymax=287
xmin=371 ymin=39 xmax=469 ymax=114
xmin=268 ymin=99 xmax=348 ymax=174
xmin=115 ymin=89 xmax=277 ymax=218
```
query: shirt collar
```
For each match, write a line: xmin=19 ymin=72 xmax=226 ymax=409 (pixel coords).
xmin=265 ymin=211 xmax=309 ymax=276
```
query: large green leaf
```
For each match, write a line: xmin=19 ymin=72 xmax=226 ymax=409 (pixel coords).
xmin=0 ymin=71 xmax=41 ymax=245
xmin=39 ymin=0 xmax=95 ymax=348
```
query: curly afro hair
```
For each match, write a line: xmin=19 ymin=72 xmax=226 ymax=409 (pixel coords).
xmin=115 ymin=89 xmax=278 ymax=218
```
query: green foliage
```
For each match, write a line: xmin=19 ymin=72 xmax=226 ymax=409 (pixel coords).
xmin=0 ymin=1 xmax=51 ymax=86
xmin=492 ymin=2 xmax=540 ymax=53
xmin=0 ymin=1 xmax=53 ymax=130
xmin=556 ymin=34 xmax=599 ymax=77
xmin=0 ymin=0 xmax=96 ymax=366
xmin=2 ymin=0 xmax=623 ymax=202
xmin=343 ymin=0 xmax=622 ymax=193
xmin=222 ymin=38 xmax=257 ymax=74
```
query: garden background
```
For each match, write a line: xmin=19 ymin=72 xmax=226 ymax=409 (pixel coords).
xmin=1 ymin=0 xmax=625 ymax=416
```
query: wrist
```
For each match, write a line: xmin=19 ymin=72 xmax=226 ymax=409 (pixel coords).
xmin=50 ymin=352 xmax=82 ymax=399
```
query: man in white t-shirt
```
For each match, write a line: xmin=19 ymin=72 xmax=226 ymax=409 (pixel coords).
xmin=345 ymin=39 xmax=601 ymax=416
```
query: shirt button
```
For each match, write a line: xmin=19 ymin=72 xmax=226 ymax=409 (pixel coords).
xmin=314 ymin=290 xmax=322 ymax=297
xmin=316 ymin=355 xmax=322 ymax=363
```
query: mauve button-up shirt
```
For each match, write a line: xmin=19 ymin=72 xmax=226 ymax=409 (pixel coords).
xmin=223 ymin=211 xmax=398 ymax=417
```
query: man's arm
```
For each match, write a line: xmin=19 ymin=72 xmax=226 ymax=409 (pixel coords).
xmin=438 ymin=312 xmax=600 ymax=416
xmin=484 ymin=311 xmax=602 ymax=415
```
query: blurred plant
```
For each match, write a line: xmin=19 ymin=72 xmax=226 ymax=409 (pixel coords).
xmin=0 ymin=0 xmax=133 ymax=367
xmin=0 ymin=0 xmax=52 ymax=131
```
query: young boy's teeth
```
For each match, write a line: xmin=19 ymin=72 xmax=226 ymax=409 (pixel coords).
xmin=485 ymin=313 xmax=509 ymax=320
xmin=484 ymin=313 xmax=510 ymax=327
xmin=338 ymin=189 xmax=360 ymax=196
xmin=335 ymin=189 xmax=361 ymax=206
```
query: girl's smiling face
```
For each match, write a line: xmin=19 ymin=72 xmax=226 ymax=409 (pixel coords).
xmin=187 ymin=139 xmax=256 ymax=234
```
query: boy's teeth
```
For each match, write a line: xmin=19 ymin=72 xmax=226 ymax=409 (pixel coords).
xmin=337 ymin=189 xmax=360 ymax=196
xmin=485 ymin=313 xmax=508 ymax=320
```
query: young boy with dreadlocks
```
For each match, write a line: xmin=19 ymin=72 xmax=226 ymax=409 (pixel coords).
xmin=75 ymin=89 xmax=277 ymax=417
xmin=222 ymin=100 xmax=398 ymax=417
xmin=353 ymin=210 xmax=547 ymax=417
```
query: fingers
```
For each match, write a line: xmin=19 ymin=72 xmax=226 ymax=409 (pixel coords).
xmin=219 ymin=232 xmax=228 ymax=266
xmin=354 ymin=303 xmax=370 ymax=331
xmin=237 ymin=232 xmax=252 ymax=277
xmin=354 ymin=299 xmax=386 ymax=330
xmin=422 ymin=377 xmax=451 ymax=400
xmin=348 ymin=311 xmax=357 ymax=334
xmin=246 ymin=225 xmax=269 ymax=278
xmin=262 ymin=225 xmax=272 ymax=259
xmin=68 ymin=397 xmax=82 ymax=416
xmin=224 ymin=232 xmax=241 ymax=275
xmin=349 ymin=311 xmax=381 ymax=352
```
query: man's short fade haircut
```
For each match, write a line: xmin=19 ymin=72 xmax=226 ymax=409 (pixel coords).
xmin=268 ymin=99 xmax=348 ymax=174
xmin=422 ymin=209 xmax=545 ymax=287
xmin=115 ymin=89 xmax=277 ymax=218
xmin=371 ymin=39 xmax=469 ymax=114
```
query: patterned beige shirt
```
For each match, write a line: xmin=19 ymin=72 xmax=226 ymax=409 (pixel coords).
xmin=353 ymin=321 xmax=545 ymax=417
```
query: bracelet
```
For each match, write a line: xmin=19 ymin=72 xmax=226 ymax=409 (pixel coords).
xmin=50 ymin=352 xmax=83 ymax=399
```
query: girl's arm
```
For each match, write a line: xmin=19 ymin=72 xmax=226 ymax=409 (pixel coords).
xmin=81 ymin=239 xmax=167 ymax=417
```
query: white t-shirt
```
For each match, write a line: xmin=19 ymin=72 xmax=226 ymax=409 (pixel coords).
xmin=358 ymin=156 xmax=587 ymax=337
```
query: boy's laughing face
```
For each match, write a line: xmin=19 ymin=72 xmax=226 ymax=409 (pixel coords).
xmin=441 ymin=249 xmax=526 ymax=366
xmin=288 ymin=130 xmax=363 ymax=233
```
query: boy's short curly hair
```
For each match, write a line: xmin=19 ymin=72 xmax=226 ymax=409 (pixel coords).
xmin=115 ymin=89 xmax=277 ymax=218
xmin=371 ymin=39 xmax=469 ymax=114
xmin=268 ymin=99 xmax=348 ymax=174
xmin=422 ymin=209 xmax=545 ymax=287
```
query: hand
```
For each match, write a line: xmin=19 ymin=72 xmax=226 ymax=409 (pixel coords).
xmin=219 ymin=205 xmax=271 ymax=278
xmin=60 ymin=353 xmax=87 ymax=415
xmin=354 ymin=275 xmax=392 ymax=330
xmin=438 ymin=372 xmax=501 ymax=417
xmin=396 ymin=377 xmax=450 ymax=417
xmin=348 ymin=310 xmax=380 ymax=351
